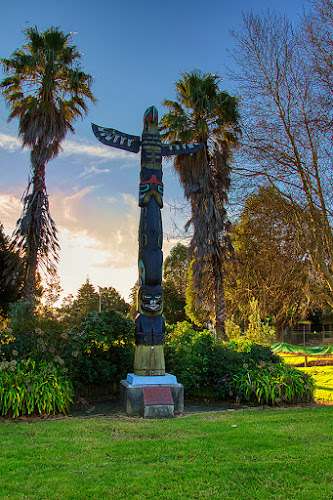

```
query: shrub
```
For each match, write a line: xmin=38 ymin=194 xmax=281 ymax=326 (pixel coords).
xmin=0 ymin=358 xmax=73 ymax=417
xmin=244 ymin=344 xmax=282 ymax=365
xmin=69 ymin=310 xmax=135 ymax=385
xmin=165 ymin=321 xmax=314 ymax=405
xmin=165 ymin=322 xmax=244 ymax=398
xmin=232 ymin=362 xmax=314 ymax=405
xmin=2 ymin=306 xmax=136 ymax=389
xmin=165 ymin=323 xmax=217 ymax=397
xmin=2 ymin=302 xmax=72 ymax=367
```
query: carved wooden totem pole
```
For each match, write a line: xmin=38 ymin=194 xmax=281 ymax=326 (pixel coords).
xmin=92 ymin=106 xmax=202 ymax=377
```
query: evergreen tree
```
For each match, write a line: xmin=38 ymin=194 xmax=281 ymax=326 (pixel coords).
xmin=75 ymin=278 xmax=99 ymax=315
xmin=0 ymin=225 xmax=24 ymax=316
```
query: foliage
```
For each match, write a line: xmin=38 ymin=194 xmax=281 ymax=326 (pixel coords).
xmin=162 ymin=243 xmax=189 ymax=324
xmin=1 ymin=306 xmax=77 ymax=374
xmin=67 ymin=310 xmax=135 ymax=386
xmin=2 ymin=304 xmax=135 ymax=388
xmin=161 ymin=70 xmax=240 ymax=338
xmin=43 ymin=272 xmax=63 ymax=311
xmin=99 ymin=286 xmax=129 ymax=314
xmin=225 ymin=188 xmax=328 ymax=330
xmin=0 ymin=358 xmax=73 ymax=417
xmin=128 ymin=280 xmax=139 ymax=319
xmin=164 ymin=321 xmax=306 ymax=406
xmin=1 ymin=26 xmax=95 ymax=302
xmin=75 ymin=278 xmax=99 ymax=315
xmin=225 ymin=298 xmax=275 ymax=348
xmin=233 ymin=362 xmax=314 ymax=405
xmin=0 ymin=225 xmax=24 ymax=317
xmin=225 ymin=320 xmax=253 ymax=353
xmin=245 ymin=298 xmax=276 ymax=346
xmin=165 ymin=322 xmax=222 ymax=397
xmin=185 ymin=260 xmax=212 ymax=327
xmin=59 ymin=279 xmax=130 ymax=323
xmin=231 ymin=4 xmax=333 ymax=307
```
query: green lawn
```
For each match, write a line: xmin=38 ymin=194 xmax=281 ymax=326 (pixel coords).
xmin=1 ymin=407 xmax=332 ymax=500
xmin=280 ymin=354 xmax=333 ymax=403
xmin=280 ymin=354 xmax=321 ymax=366
xmin=299 ymin=366 xmax=333 ymax=403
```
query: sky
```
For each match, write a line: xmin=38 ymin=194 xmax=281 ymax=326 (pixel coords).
xmin=0 ymin=0 xmax=305 ymax=303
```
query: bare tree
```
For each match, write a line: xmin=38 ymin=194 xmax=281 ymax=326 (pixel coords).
xmin=230 ymin=6 xmax=333 ymax=305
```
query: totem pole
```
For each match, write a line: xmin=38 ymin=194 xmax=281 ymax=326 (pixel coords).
xmin=92 ymin=106 xmax=203 ymax=377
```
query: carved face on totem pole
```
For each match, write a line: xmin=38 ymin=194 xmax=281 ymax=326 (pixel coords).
xmin=138 ymin=285 xmax=164 ymax=316
xmin=139 ymin=173 xmax=164 ymax=208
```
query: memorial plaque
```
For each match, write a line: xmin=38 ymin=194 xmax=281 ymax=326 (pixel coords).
xmin=143 ymin=386 xmax=173 ymax=406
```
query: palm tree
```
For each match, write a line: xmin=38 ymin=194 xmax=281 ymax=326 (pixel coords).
xmin=1 ymin=26 xmax=95 ymax=303
xmin=160 ymin=70 xmax=239 ymax=339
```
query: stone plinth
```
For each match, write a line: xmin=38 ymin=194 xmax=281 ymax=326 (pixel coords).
xmin=120 ymin=377 xmax=184 ymax=417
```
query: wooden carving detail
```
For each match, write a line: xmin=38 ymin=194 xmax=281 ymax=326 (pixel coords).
xmin=92 ymin=106 xmax=203 ymax=369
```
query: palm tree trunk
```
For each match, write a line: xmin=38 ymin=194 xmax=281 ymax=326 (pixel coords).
xmin=21 ymin=157 xmax=46 ymax=303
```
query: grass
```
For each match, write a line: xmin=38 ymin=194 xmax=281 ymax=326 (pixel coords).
xmin=0 ymin=407 xmax=332 ymax=499
xmin=279 ymin=354 xmax=333 ymax=403
xmin=280 ymin=354 xmax=332 ymax=366
xmin=298 ymin=366 xmax=333 ymax=403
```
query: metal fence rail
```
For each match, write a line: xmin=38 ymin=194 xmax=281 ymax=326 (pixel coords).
xmin=282 ymin=329 xmax=333 ymax=347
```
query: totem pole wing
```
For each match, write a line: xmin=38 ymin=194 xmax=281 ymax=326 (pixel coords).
xmin=161 ymin=143 xmax=204 ymax=156
xmin=92 ymin=124 xmax=141 ymax=153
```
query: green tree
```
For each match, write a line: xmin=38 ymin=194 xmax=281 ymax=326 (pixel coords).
xmin=43 ymin=272 xmax=63 ymax=312
xmin=75 ymin=278 xmax=99 ymax=316
xmin=1 ymin=26 xmax=95 ymax=303
xmin=128 ymin=280 xmax=139 ymax=319
xmin=0 ymin=225 xmax=24 ymax=317
xmin=163 ymin=243 xmax=189 ymax=324
xmin=98 ymin=286 xmax=129 ymax=314
xmin=225 ymin=187 xmax=328 ymax=337
xmin=160 ymin=70 xmax=239 ymax=339
xmin=185 ymin=260 xmax=212 ymax=328
xmin=226 ymin=298 xmax=276 ymax=347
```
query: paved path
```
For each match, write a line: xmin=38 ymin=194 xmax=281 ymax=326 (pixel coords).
xmin=68 ymin=398 xmax=250 ymax=418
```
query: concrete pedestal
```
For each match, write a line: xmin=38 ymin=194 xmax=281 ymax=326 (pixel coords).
xmin=120 ymin=377 xmax=184 ymax=418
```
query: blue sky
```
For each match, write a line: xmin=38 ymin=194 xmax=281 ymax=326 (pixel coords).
xmin=0 ymin=0 xmax=305 ymax=302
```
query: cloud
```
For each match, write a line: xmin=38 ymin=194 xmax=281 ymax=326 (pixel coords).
xmin=0 ymin=133 xmax=22 ymax=153
xmin=0 ymin=187 xmax=183 ymax=300
xmin=0 ymin=194 xmax=21 ymax=231
xmin=79 ymin=165 xmax=111 ymax=178
xmin=0 ymin=131 xmax=138 ymax=162
xmin=61 ymin=139 xmax=137 ymax=162
xmin=60 ymin=187 xmax=97 ymax=223
xmin=49 ymin=189 xmax=139 ymax=268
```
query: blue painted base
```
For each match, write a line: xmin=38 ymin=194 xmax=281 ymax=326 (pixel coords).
xmin=126 ymin=373 xmax=178 ymax=386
